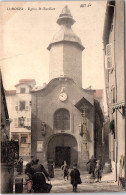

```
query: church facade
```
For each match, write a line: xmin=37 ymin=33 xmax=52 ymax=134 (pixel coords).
xmin=31 ymin=6 xmax=103 ymax=169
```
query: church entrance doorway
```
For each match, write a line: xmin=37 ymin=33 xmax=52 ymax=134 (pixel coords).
xmin=47 ymin=134 xmax=78 ymax=167
xmin=55 ymin=146 xmax=70 ymax=167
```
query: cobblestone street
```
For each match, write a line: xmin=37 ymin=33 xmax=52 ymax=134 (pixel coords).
xmin=50 ymin=169 xmax=125 ymax=193
xmin=14 ymin=167 xmax=125 ymax=193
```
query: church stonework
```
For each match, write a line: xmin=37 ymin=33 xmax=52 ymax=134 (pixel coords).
xmin=31 ymin=6 xmax=96 ymax=170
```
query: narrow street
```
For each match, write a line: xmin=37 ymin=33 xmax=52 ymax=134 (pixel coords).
xmin=50 ymin=169 xmax=124 ymax=193
xmin=14 ymin=167 xmax=125 ymax=193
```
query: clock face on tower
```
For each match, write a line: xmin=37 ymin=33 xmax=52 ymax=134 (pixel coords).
xmin=59 ymin=93 xmax=67 ymax=101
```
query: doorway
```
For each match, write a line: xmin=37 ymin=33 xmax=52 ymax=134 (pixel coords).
xmin=47 ymin=134 xmax=78 ymax=167
xmin=55 ymin=146 xmax=70 ymax=167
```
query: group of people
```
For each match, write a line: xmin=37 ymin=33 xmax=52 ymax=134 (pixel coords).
xmin=24 ymin=157 xmax=52 ymax=193
xmin=24 ymin=158 xmax=82 ymax=193
xmin=61 ymin=161 xmax=82 ymax=192
xmin=23 ymin=156 xmax=103 ymax=193
xmin=87 ymin=156 xmax=103 ymax=182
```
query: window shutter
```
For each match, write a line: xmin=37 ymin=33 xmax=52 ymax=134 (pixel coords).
xmin=111 ymin=86 xmax=116 ymax=104
xmin=109 ymin=92 xmax=111 ymax=104
xmin=27 ymin=118 xmax=31 ymax=126
xmin=105 ymin=43 xmax=113 ymax=69
xmin=20 ymin=101 xmax=25 ymax=111
xmin=14 ymin=118 xmax=18 ymax=127
xmin=15 ymin=101 xmax=19 ymax=111
xmin=25 ymin=101 xmax=29 ymax=111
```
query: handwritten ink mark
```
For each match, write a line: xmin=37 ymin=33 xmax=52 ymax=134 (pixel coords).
xmin=80 ymin=3 xmax=92 ymax=8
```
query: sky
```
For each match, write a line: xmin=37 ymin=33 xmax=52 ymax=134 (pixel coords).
xmin=0 ymin=1 xmax=107 ymax=93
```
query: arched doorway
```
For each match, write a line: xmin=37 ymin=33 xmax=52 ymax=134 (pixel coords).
xmin=47 ymin=134 xmax=78 ymax=167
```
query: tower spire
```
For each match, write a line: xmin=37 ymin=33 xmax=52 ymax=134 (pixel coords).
xmin=47 ymin=5 xmax=85 ymax=87
xmin=57 ymin=5 xmax=75 ymax=26
xmin=47 ymin=5 xmax=84 ymax=51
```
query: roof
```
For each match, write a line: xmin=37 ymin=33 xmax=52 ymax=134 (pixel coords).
xmin=31 ymin=77 xmax=73 ymax=92
xmin=19 ymin=79 xmax=36 ymax=83
xmin=103 ymin=1 xmax=115 ymax=45
xmin=31 ymin=77 xmax=94 ymax=105
xmin=74 ymin=97 xmax=93 ymax=113
xmin=5 ymin=90 xmax=16 ymax=96
xmin=47 ymin=5 xmax=84 ymax=51
xmin=15 ymin=79 xmax=36 ymax=87
xmin=15 ymin=83 xmax=32 ymax=87
xmin=94 ymin=89 xmax=103 ymax=98
xmin=57 ymin=5 xmax=75 ymax=26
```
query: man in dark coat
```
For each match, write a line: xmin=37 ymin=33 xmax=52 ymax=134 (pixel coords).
xmin=87 ymin=155 xmax=97 ymax=177
xmin=31 ymin=160 xmax=52 ymax=193
xmin=70 ymin=164 xmax=81 ymax=192
xmin=17 ymin=158 xmax=23 ymax=174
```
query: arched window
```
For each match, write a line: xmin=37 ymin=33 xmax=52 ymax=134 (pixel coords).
xmin=54 ymin=109 xmax=70 ymax=130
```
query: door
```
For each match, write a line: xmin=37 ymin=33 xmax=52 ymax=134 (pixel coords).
xmin=55 ymin=147 xmax=70 ymax=167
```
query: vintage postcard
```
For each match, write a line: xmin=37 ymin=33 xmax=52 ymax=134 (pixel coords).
xmin=0 ymin=0 xmax=125 ymax=193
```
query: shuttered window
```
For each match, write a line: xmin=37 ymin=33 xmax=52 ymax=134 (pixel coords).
xmin=54 ymin=109 xmax=70 ymax=130
xmin=13 ymin=134 xmax=19 ymax=141
xmin=20 ymin=101 xmax=25 ymax=111
xmin=15 ymin=101 xmax=19 ymax=111
xmin=21 ymin=136 xmax=27 ymax=143
xmin=26 ymin=118 xmax=31 ymax=126
xmin=111 ymin=86 xmax=116 ymax=104
xmin=14 ymin=118 xmax=18 ymax=127
xmin=20 ymin=87 xmax=26 ymax=94
xmin=105 ymin=43 xmax=114 ymax=69
xmin=27 ymin=118 xmax=30 ymax=122
xmin=18 ymin=117 xmax=25 ymax=127
xmin=25 ymin=101 xmax=29 ymax=110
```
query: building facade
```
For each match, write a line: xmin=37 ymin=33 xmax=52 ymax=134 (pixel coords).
xmin=1 ymin=71 xmax=18 ymax=193
xmin=103 ymin=1 xmax=125 ymax=182
xmin=6 ymin=79 xmax=36 ymax=157
xmin=31 ymin=6 xmax=104 ymax=170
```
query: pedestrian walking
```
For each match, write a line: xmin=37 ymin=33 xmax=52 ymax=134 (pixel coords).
xmin=87 ymin=155 xmax=97 ymax=177
xmin=25 ymin=156 xmax=37 ymax=179
xmin=48 ymin=159 xmax=54 ymax=178
xmin=31 ymin=159 xmax=52 ymax=193
xmin=61 ymin=161 xmax=69 ymax=180
xmin=70 ymin=163 xmax=82 ymax=192
xmin=17 ymin=158 xmax=23 ymax=174
xmin=95 ymin=160 xmax=103 ymax=182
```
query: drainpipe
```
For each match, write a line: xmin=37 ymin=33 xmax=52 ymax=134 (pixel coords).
xmin=113 ymin=4 xmax=118 ymax=182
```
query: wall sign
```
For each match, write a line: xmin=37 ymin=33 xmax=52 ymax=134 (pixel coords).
xmin=37 ymin=141 xmax=43 ymax=152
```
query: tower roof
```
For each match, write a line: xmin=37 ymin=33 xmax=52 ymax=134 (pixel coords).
xmin=47 ymin=5 xmax=84 ymax=51
xmin=57 ymin=5 xmax=75 ymax=26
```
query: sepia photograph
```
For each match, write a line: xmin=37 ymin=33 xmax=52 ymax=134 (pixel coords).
xmin=0 ymin=0 xmax=125 ymax=193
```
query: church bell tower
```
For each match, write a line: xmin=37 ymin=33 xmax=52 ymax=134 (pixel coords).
xmin=47 ymin=5 xmax=85 ymax=87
